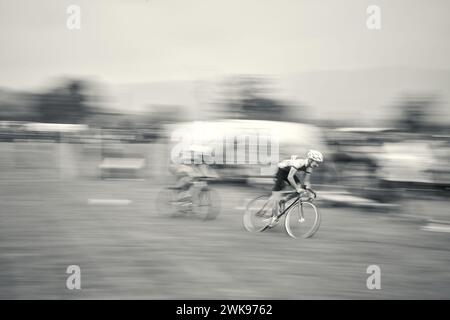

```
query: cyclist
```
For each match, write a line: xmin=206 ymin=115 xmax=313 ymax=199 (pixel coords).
xmin=266 ymin=150 xmax=323 ymax=226
xmin=169 ymin=145 xmax=217 ymax=203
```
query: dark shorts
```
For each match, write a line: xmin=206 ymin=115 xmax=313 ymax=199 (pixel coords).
xmin=272 ymin=168 xmax=301 ymax=191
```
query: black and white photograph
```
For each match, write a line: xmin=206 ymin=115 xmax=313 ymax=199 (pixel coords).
xmin=0 ymin=0 xmax=449 ymax=303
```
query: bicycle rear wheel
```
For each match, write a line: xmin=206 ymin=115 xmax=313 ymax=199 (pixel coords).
xmin=243 ymin=195 xmax=274 ymax=232
xmin=284 ymin=201 xmax=321 ymax=239
xmin=155 ymin=188 xmax=183 ymax=217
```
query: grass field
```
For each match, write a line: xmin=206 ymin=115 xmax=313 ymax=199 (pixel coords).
xmin=0 ymin=142 xmax=449 ymax=299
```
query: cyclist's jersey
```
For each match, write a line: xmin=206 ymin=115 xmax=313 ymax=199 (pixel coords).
xmin=278 ymin=158 xmax=312 ymax=174
xmin=273 ymin=157 xmax=311 ymax=191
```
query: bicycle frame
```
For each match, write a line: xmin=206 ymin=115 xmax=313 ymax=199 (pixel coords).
xmin=276 ymin=191 xmax=314 ymax=220
xmin=174 ymin=179 xmax=210 ymax=211
xmin=244 ymin=189 xmax=319 ymax=237
xmin=277 ymin=196 xmax=299 ymax=219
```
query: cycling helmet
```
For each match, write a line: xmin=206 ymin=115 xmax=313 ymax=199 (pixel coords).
xmin=307 ymin=150 xmax=323 ymax=162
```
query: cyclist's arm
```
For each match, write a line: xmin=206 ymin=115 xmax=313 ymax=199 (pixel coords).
xmin=302 ymin=167 xmax=313 ymax=189
xmin=287 ymin=167 xmax=302 ymax=192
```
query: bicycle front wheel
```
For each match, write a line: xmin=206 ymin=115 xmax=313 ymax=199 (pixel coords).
xmin=284 ymin=201 xmax=321 ymax=239
xmin=192 ymin=187 xmax=220 ymax=220
xmin=243 ymin=195 xmax=274 ymax=232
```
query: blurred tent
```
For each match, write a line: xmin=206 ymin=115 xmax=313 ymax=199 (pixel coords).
xmin=168 ymin=119 xmax=328 ymax=181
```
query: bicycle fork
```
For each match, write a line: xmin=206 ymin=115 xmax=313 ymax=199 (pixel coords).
xmin=297 ymin=202 xmax=305 ymax=223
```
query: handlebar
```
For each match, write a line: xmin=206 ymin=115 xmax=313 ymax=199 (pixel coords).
xmin=305 ymin=188 xmax=317 ymax=199
xmin=295 ymin=188 xmax=316 ymax=201
xmin=282 ymin=188 xmax=317 ymax=199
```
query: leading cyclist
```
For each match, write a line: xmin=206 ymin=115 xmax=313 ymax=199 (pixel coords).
xmin=266 ymin=150 xmax=324 ymax=226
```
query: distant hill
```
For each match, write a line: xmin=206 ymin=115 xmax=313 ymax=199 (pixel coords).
xmin=107 ymin=68 xmax=450 ymax=126
xmin=2 ymin=68 xmax=449 ymax=127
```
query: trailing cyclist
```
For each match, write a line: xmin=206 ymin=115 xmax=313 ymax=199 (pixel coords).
xmin=168 ymin=145 xmax=217 ymax=204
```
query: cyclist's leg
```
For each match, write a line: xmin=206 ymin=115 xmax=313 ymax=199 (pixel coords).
xmin=285 ymin=175 xmax=302 ymax=202
xmin=271 ymin=191 xmax=284 ymax=216
xmin=277 ymin=174 xmax=302 ymax=213
xmin=270 ymin=169 xmax=287 ymax=218
xmin=174 ymin=175 xmax=193 ymax=202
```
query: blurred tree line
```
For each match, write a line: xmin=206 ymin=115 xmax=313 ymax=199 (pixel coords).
xmin=35 ymin=80 xmax=90 ymax=124
xmin=221 ymin=75 xmax=306 ymax=122
xmin=0 ymin=79 xmax=94 ymax=124
xmin=395 ymin=94 xmax=447 ymax=134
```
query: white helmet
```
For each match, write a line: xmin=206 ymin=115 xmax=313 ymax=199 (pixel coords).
xmin=307 ymin=150 xmax=323 ymax=162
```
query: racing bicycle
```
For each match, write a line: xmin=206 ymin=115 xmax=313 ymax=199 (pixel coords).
xmin=156 ymin=176 xmax=220 ymax=220
xmin=243 ymin=188 xmax=321 ymax=239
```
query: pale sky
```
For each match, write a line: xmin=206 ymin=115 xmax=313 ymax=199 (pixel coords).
xmin=1 ymin=0 xmax=449 ymax=90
